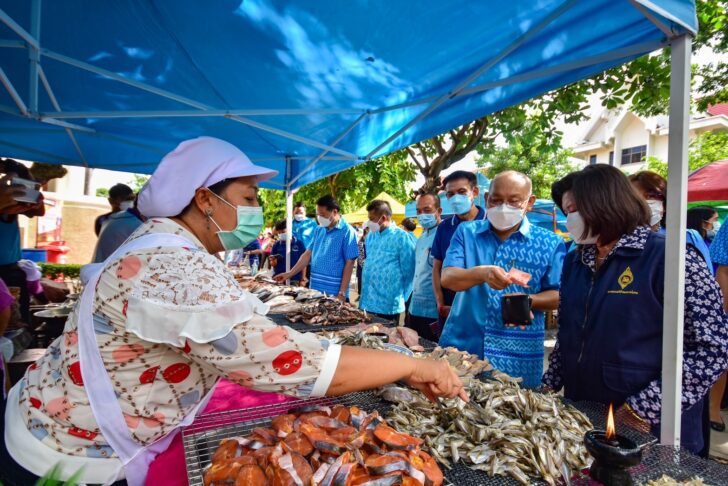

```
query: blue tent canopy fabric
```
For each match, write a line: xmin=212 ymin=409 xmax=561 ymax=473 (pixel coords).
xmin=0 ymin=1 xmax=696 ymax=190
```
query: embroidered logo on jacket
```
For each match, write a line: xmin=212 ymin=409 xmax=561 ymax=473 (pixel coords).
xmin=608 ymin=266 xmax=639 ymax=295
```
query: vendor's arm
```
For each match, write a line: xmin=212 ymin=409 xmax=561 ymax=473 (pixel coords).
xmin=327 ymin=346 xmax=467 ymax=401
xmin=625 ymin=246 xmax=728 ymax=424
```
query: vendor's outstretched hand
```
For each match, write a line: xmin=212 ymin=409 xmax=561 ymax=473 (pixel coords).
xmin=404 ymin=358 xmax=469 ymax=403
xmin=273 ymin=272 xmax=289 ymax=283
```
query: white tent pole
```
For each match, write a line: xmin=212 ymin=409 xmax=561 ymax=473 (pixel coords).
xmin=285 ymin=157 xmax=293 ymax=284
xmin=660 ymin=33 xmax=692 ymax=447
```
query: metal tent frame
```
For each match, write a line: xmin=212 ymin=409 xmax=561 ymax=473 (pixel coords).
xmin=0 ymin=1 xmax=696 ymax=447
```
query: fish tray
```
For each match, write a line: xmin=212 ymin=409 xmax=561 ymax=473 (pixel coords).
xmin=182 ymin=390 xmax=536 ymax=485
xmin=182 ymin=388 xmax=719 ymax=486
xmin=267 ymin=312 xmax=396 ymax=333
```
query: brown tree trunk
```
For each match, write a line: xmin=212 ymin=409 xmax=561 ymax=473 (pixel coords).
xmin=83 ymin=167 xmax=93 ymax=196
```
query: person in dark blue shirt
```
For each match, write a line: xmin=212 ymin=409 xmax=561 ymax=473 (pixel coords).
xmin=430 ymin=171 xmax=486 ymax=328
xmin=269 ymin=220 xmax=306 ymax=283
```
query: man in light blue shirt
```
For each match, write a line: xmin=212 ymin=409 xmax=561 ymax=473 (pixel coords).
xmin=406 ymin=193 xmax=442 ymax=341
xmin=275 ymin=196 xmax=358 ymax=300
xmin=439 ymin=172 xmax=565 ymax=387
xmin=359 ymin=200 xmax=416 ymax=321
xmin=292 ymin=202 xmax=317 ymax=248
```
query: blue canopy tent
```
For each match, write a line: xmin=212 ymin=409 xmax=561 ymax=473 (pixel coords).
xmin=0 ymin=1 xmax=698 ymax=445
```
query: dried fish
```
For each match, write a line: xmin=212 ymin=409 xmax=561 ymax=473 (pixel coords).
xmin=384 ymin=378 xmax=593 ymax=485
xmin=286 ymin=297 xmax=371 ymax=326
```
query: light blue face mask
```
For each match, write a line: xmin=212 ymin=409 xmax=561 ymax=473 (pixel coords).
xmin=209 ymin=192 xmax=264 ymax=251
xmin=417 ymin=213 xmax=438 ymax=229
xmin=448 ymin=194 xmax=473 ymax=215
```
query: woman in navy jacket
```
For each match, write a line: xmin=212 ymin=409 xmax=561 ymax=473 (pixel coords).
xmin=543 ymin=165 xmax=728 ymax=454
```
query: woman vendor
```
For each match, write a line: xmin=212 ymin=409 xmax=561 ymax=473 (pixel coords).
xmin=2 ymin=137 xmax=466 ymax=485
xmin=542 ymin=164 xmax=728 ymax=454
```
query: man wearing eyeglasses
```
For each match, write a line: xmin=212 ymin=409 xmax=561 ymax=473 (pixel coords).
xmin=438 ymin=171 xmax=566 ymax=387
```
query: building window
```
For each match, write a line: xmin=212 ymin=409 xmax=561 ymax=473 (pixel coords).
xmin=589 ymin=154 xmax=597 ymax=165
xmin=621 ymin=145 xmax=647 ymax=165
xmin=609 ymin=151 xmax=614 ymax=165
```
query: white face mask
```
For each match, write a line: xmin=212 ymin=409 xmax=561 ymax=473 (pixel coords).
xmin=364 ymin=220 xmax=381 ymax=233
xmin=293 ymin=214 xmax=305 ymax=222
xmin=487 ymin=203 xmax=525 ymax=231
xmin=278 ymin=233 xmax=289 ymax=242
xmin=566 ymin=211 xmax=599 ymax=244
xmin=646 ymin=199 xmax=664 ymax=226
xmin=317 ymin=215 xmax=332 ymax=227
xmin=119 ymin=200 xmax=133 ymax=211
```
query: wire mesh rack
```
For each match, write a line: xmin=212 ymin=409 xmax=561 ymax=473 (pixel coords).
xmin=266 ymin=312 xmax=395 ymax=333
xmin=182 ymin=384 xmax=727 ymax=485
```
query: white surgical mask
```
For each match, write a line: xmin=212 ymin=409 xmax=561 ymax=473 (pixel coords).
xmin=707 ymin=221 xmax=721 ymax=239
xmin=487 ymin=204 xmax=525 ymax=231
xmin=566 ymin=211 xmax=599 ymax=244
xmin=365 ymin=220 xmax=381 ymax=233
xmin=278 ymin=233 xmax=289 ymax=242
xmin=293 ymin=214 xmax=305 ymax=222
xmin=119 ymin=200 xmax=133 ymax=211
xmin=317 ymin=215 xmax=332 ymax=227
xmin=646 ymin=199 xmax=664 ymax=227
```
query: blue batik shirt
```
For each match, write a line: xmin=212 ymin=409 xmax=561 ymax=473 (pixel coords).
xmin=439 ymin=217 xmax=565 ymax=388
xmin=309 ymin=217 xmax=359 ymax=296
xmin=359 ymin=225 xmax=416 ymax=315
xmin=293 ymin=217 xmax=318 ymax=249
xmin=710 ymin=218 xmax=728 ymax=267
xmin=410 ymin=225 xmax=439 ymax=319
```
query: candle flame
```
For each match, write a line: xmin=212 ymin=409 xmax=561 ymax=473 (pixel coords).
xmin=606 ymin=403 xmax=616 ymax=439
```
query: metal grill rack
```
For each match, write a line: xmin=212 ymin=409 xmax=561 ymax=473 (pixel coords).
xmin=182 ymin=387 xmax=728 ymax=486
xmin=267 ymin=312 xmax=395 ymax=333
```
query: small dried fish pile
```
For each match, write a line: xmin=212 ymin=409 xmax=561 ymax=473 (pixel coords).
xmin=645 ymin=477 xmax=711 ymax=486
xmin=420 ymin=346 xmax=495 ymax=379
xmin=325 ymin=324 xmax=424 ymax=351
xmin=203 ymin=403 xmax=444 ymax=485
xmin=384 ymin=379 xmax=592 ymax=485
xmin=286 ymin=298 xmax=371 ymax=326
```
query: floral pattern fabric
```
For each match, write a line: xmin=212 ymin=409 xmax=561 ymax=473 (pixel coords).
xmin=14 ymin=218 xmax=331 ymax=459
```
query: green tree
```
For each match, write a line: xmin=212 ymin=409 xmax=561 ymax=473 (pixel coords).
xmin=258 ymin=152 xmax=415 ymax=226
xmin=403 ymin=0 xmax=726 ymax=193
xmin=476 ymin=121 xmax=577 ymax=199
xmin=95 ymin=188 xmax=109 ymax=198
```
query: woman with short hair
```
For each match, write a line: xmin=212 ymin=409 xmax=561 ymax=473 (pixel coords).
xmin=543 ymin=164 xmax=728 ymax=454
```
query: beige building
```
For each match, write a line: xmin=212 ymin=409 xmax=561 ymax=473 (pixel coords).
xmin=569 ymin=104 xmax=728 ymax=172
xmin=10 ymin=164 xmax=137 ymax=264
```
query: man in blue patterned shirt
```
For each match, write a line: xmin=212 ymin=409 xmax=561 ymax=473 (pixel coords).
xmin=439 ymin=172 xmax=565 ymax=387
xmin=275 ymin=196 xmax=358 ymax=300
xmin=359 ymin=200 xmax=416 ymax=321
